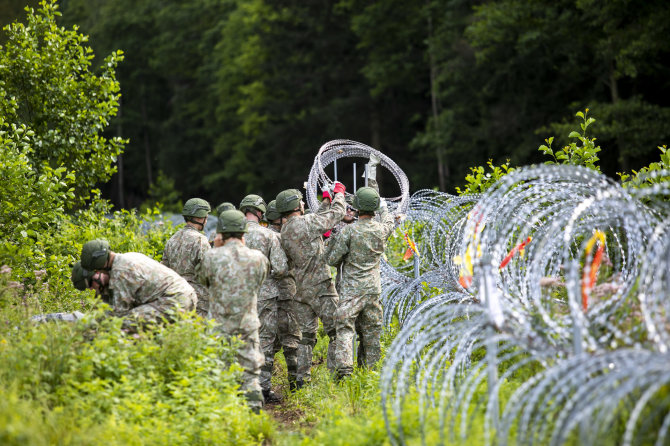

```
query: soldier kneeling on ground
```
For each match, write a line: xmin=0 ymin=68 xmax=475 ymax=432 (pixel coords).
xmin=79 ymin=239 xmax=197 ymax=330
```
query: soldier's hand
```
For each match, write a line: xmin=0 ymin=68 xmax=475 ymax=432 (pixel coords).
xmin=333 ymin=182 xmax=346 ymax=195
xmin=379 ymin=198 xmax=388 ymax=212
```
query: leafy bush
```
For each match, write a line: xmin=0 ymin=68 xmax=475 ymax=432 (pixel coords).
xmin=0 ymin=283 xmax=273 ymax=445
xmin=0 ymin=0 xmax=125 ymax=205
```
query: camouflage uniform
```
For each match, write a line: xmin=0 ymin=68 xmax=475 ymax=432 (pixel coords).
xmin=245 ymin=220 xmax=300 ymax=391
xmin=161 ymin=225 xmax=211 ymax=316
xmin=280 ymin=194 xmax=345 ymax=380
xmin=326 ymin=208 xmax=394 ymax=377
xmin=108 ymin=252 xmax=197 ymax=323
xmin=267 ymin=224 xmax=302 ymax=388
xmin=198 ymin=238 xmax=269 ymax=411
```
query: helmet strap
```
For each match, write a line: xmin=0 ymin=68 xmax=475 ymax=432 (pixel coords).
xmin=186 ymin=217 xmax=205 ymax=230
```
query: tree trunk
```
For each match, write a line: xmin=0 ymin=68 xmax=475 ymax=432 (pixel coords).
xmin=116 ymin=98 xmax=125 ymax=208
xmin=427 ymin=3 xmax=448 ymax=191
xmin=140 ymin=85 xmax=153 ymax=188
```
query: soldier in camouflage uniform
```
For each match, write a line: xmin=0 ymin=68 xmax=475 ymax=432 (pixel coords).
xmin=258 ymin=199 xmax=302 ymax=394
xmin=80 ymin=239 xmax=197 ymax=328
xmin=161 ymin=198 xmax=212 ymax=317
xmin=197 ymin=210 xmax=269 ymax=412
xmin=240 ymin=194 xmax=294 ymax=401
xmin=276 ymin=182 xmax=346 ymax=385
xmin=326 ymin=187 xmax=394 ymax=379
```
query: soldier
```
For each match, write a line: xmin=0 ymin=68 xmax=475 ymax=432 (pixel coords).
xmin=257 ymin=199 xmax=302 ymax=395
xmin=161 ymin=198 xmax=212 ymax=317
xmin=198 ymin=210 xmax=269 ymax=412
xmin=276 ymin=182 xmax=346 ymax=385
xmin=240 ymin=194 xmax=293 ymax=401
xmin=326 ymin=187 xmax=395 ymax=379
xmin=215 ymin=201 xmax=236 ymax=216
xmin=79 ymin=239 xmax=197 ymax=329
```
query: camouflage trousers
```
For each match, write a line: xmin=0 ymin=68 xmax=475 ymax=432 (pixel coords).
xmin=333 ymin=292 xmax=383 ymax=377
xmin=120 ymin=292 xmax=197 ymax=325
xmin=258 ymin=296 xmax=301 ymax=391
xmin=294 ymin=280 xmax=339 ymax=381
xmin=232 ymin=329 xmax=265 ymax=412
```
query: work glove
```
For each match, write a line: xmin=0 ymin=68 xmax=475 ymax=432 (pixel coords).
xmin=333 ymin=181 xmax=346 ymax=195
xmin=379 ymin=197 xmax=388 ymax=213
xmin=321 ymin=183 xmax=332 ymax=201
xmin=323 ymin=230 xmax=332 ymax=238
xmin=362 ymin=152 xmax=381 ymax=181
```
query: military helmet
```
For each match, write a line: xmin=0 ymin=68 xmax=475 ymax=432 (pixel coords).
xmin=81 ymin=239 xmax=110 ymax=270
xmin=353 ymin=187 xmax=380 ymax=212
xmin=182 ymin=198 xmax=211 ymax=218
xmin=239 ymin=194 xmax=267 ymax=214
xmin=215 ymin=202 xmax=235 ymax=216
xmin=265 ymin=200 xmax=281 ymax=221
xmin=276 ymin=189 xmax=303 ymax=213
xmin=217 ymin=210 xmax=248 ymax=234
xmin=71 ymin=262 xmax=93 ymax=291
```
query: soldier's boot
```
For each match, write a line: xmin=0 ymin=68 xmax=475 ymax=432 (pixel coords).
xmin=335 ymin=366 xmax=353 ymax=382
xmin=262 ymin=388 xmax=281 ymax=403
xmin=289 ymin=378 xmax=304 ymax=392
xmin=284 ymin=346 xmax=299 ymax=392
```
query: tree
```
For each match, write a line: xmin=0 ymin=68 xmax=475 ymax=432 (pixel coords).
xmin=0 ymin=0 xmax=125 ymax=206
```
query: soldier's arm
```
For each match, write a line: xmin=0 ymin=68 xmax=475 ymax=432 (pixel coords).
xmin=326 ymin=225 xmax=350 ymax=267
xmin=268 ymin=233 xmax=289 ymax=279
xmin=380 ymin=205 xmax=395 ymax=239
xmin=194 ymin=235 xmax=211 ymax=265
xmin=308 ymin=192 xmax=346 ymax=234
xmin=195 ymin=256 xmax=209 ymax=287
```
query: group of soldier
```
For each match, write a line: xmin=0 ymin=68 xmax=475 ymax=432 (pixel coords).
xmin=70 ymin=155 xmax=397 ymax=412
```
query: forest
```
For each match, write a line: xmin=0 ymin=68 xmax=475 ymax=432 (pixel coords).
xmin=4 ymin=0 xmax=670 ymax=208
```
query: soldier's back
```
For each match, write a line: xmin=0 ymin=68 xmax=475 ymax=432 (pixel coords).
xmin=201 ymin=240 xmax=269 ymax=333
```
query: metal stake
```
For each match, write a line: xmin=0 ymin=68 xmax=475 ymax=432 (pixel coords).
xmin=353 ymin=163 xmax=357 ymax=192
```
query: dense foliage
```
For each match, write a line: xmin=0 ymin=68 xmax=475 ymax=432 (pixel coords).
xmin=3 ymin=0 xmax=666 ymax=207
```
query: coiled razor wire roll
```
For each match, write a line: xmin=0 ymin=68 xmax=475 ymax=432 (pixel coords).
xmin=306 ymin=139 xmax=410 ymax=214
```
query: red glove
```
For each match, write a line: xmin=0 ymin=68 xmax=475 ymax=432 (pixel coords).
xmin=323 ymin=230 xmax=332 ymax=238
xmin=333 ymin=182 xmax=346 ymax=195
xmin=322 ymin=190 xmax=331 ymax=201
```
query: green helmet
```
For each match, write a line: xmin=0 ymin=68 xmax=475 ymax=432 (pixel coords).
xmin=276 ymin=189 xmax=303 ymax=213
xmin=217 ymin=210 xmax=248 ymax=233
xmin=182 ymin=198 xmax=211 ymax=218
xmin=239 ymin=194 xmax=267 ymax=214
xmin=353 ymin=187 xmax=380 ymax=212
xmin=81 ymin=239 xmax=110 ymax=270
xmin=265 ymin=200 xmax=281 ymax=221
xmin=71 ymin=262 xmax=93 ymax=291
xmin=215 ymin=202 xmax=235 ymax=216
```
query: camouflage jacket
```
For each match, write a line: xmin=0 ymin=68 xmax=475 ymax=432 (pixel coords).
xmin=245 ymin=220 xmax=288 ymax=301
xmin=326 ymin=209 xmax=394 ymax=296
xmin=269 ymin=224 xmax=297 ymax=301
xmin=109 ymin=252 xmax=197 ymax=317
xmin=161 ymin=225 xmax=210 ymax=301
xmin=280 ymin=193 xmax=345 ymax=299
xmin=198 ymin=239 xmax=269 ymax=335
